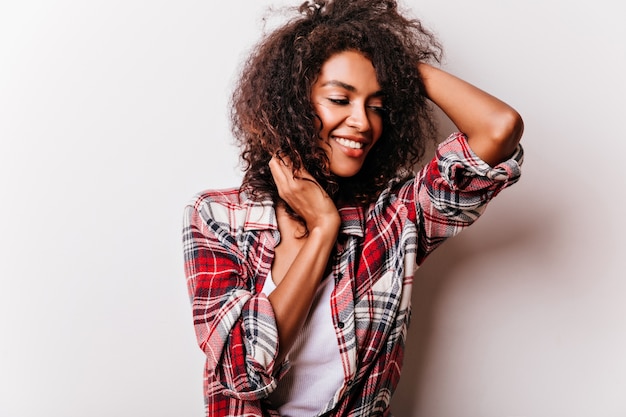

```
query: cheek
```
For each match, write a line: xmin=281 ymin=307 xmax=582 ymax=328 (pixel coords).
xmin=315 ymin=107 xmax=337 ymax=138
xmin=372 ymin=118 xmax=384 ymax=143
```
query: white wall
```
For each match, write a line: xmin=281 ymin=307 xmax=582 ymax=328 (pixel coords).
xmin=1 ymin=1 xmax=624 ymax=416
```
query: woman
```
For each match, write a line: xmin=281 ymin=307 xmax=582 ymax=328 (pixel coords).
xmin=182 ymin=0 xmax=524 ymax=415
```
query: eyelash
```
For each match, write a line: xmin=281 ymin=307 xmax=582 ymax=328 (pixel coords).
xmin=328 ymin=98 xmax=387 ymax=115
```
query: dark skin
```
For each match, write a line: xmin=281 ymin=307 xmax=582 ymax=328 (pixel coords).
xmin=267 ymin=52 xmax=523 ymax=365
xmin=268 ymin=158 xmax=340 ymax=366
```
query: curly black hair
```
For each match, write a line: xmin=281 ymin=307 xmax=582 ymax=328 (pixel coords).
xmin=231 ymin=0 xmax=443 ymax=207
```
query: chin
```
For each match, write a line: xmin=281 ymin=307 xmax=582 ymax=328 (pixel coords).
xmin=330 ymin=166 xmax=362 ymax=178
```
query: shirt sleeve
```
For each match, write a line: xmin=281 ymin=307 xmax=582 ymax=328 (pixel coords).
xmin=412 ymin=131 xmax=523 ymax=263
xmin=182 ymin=196 xmax=285 ymax=401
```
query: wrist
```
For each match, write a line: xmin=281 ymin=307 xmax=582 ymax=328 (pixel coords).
xmin=308 ymin=218 xmax=340 ymax=242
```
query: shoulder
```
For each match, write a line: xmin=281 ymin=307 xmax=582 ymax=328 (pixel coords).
xmin=185 ymin=187 xmax=276 ymax=232
xmin=188 ymin=187 xmax=247 ymax=210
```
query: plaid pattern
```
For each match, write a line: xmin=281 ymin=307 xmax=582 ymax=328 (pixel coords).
xmin=182 ymin=133 xmax=523 ymax=416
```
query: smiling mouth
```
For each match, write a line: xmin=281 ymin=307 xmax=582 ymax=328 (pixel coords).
xmin=333 ymin=136 xmax=365 ymax=149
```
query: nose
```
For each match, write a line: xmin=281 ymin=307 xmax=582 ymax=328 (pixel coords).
xmin=346 ymin=103 xmax=370 ymax=132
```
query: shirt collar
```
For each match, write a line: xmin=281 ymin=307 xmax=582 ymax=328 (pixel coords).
xmin=241 ymin=194 xmax=366 ymax=238
xmin=242 ymin=196 xmax=278 ymax=231
xmin=337 ymin=204 xmax=366 ymax=237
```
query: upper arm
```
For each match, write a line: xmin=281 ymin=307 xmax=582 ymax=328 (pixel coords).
xmin=182 ymin=201 xmax=284 ymax=399
xmin=407 ymin=132 xmax=523 ymax=263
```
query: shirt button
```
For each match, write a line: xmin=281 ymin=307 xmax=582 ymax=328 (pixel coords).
xmin=337 ymin=321 xmax=345 ymax=329
xmin=336 ymin=273 xmax=343 ymax=280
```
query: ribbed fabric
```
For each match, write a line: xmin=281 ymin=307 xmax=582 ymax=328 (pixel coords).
xmin=262 ymin=272 xmax=343 ymax=416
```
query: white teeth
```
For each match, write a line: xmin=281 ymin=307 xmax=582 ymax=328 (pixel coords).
xmin=334 ymin=137 xmax=364 ymax=149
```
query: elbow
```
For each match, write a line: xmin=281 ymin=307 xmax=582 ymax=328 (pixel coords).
xmin=491 ymin=108 xmax=524 ymax=154
xmin=467 ymin=107 xmax=524 ymax=166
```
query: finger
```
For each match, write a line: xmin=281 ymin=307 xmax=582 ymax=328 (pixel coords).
xmin=274 ymin=149 xmax=285 ymax=163
xmin=269 ymin=155 xmax=317 ymax=189
xmin=270 ymin=155 xmax=298 ymax=181
xmin=269 ymin=156 xmax=289 ymax=177
xmin=269 ymin=156 xmax=294 ymax=193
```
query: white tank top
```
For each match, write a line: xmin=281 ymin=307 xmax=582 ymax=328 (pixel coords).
xmin=262 ymin=272 xmax=344 ymax=416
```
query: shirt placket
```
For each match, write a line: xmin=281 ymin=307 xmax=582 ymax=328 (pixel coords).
xmin=328 ymin=234 xmax=359 ymax=406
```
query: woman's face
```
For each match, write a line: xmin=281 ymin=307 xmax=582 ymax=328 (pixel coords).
xmin=311 ymin=51 xmax=384 ymax=178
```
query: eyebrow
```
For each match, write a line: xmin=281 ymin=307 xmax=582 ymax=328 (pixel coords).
xmin=322 ymin=80 xmax=385 ymax=97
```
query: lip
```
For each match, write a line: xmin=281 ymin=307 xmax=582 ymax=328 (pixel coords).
xmin=331 ymin=134 xmax=370 ymax=148
xmin=332 ymin=134 xmax=369 ymax=145
xmin=331 ymin=134 xmax=370 ymax=157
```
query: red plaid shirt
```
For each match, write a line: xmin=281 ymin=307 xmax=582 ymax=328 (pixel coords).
xmin=182 ymin=133 xmax=523 ymax=416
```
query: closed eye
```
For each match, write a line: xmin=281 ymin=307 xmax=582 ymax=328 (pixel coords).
xmin=328 ymin=98 xmax=350 ymax=105
xmin=326 ymin=98 xmax=387 ymax=116
xmin=368 ymin=105 xmax=388 ymax=115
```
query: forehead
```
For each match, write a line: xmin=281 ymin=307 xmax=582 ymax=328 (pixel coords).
xmin=316 ymin=51 xmax=381 ymax=92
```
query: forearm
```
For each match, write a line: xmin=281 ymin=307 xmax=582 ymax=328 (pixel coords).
xmin=268 ymin=226 xmax=337 ymax=364
xmin=184 ymin=203 xmax=284 ymax=397
xmin=418 ymin=63 xmax=524 ymax=166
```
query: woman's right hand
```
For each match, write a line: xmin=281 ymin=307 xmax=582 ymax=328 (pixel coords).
xmin=268 ymin=154 xmax=341 ymax=235
xmin=266 ymin=155 xmax=340 ymax=363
